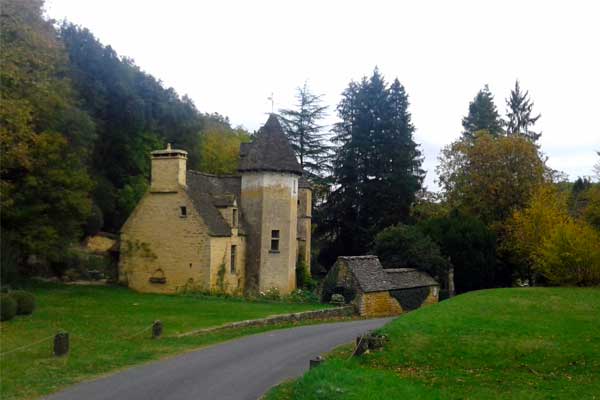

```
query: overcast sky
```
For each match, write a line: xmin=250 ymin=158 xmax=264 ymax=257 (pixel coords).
xmin=45 ymin=0 xmax=599 ymax=190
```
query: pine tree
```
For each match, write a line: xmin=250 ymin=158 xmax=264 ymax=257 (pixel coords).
xmin=505 ymin=80 xmax=541 ymax=141
xmin=462 ymin=85 xmax=504 ymax=139
xmin=279 ymin=83 xmax=330 ymax=178
xmin=320 ymin=69 xmax=424 ymax=262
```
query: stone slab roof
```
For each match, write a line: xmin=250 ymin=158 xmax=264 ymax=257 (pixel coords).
xmin=186 ymin=171 xmax=247 ymax=237
xmin=238 ymin=114 xmax=302 ymax=175
xmin=337 ymin=255 xmax=438 ymax=293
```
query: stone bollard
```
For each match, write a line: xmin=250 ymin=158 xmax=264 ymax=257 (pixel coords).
xmin=310 ymin=355 xmax=324 ymax=369
xmin=152 ymin=320 xmax=163 ymax=339
xmin=54 ymin=332 xmax=69 ymax=357
xmin=353 ymin=335 xmax=369 ymax=356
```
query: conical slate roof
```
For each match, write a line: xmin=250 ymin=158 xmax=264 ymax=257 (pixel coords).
xmin=238 ymin=114 xmax=302 ymax=175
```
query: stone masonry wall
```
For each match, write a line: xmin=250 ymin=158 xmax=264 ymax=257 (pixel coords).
xmin=209 ymin=235 xmax=246 ymax=294
xmin=357 ymin=291 xmax=404 ymax=317
xmin=119 ymin=190 xmax=211 ymax=293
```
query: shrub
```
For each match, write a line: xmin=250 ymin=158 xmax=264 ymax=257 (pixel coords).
xmin=1 ymin=294 xmax=17 ymax=321
xmin=10 ymin=290 xmax=36 ymax=315
xmin=287 ymin=289 xmax=319 ymax=304
xmin=533 ymin=221 xmax=600 ymax=286
xmin=261 ymin=287 xmax=281 ymax=301
xmin=373 ymin=224 xmax=449 ymax=279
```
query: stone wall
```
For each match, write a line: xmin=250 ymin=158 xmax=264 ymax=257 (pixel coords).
xmin=119 ymin=190 xmax=211 ymax=293
xmin=296 ymin=187 xmax=312 ymax=271
xmin=209 ymin=235 xmax=246 ymax=294
xmin=241 ymin=172 xmax=298 ymax=295
xmin=176 ymin=306 xmax=355 ymax=337
xmin=357 ymin=291 xmax=404 ymax=317
xmin=357 ymin=286 xmax=439 ymax=317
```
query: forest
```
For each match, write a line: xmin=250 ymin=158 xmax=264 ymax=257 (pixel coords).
xmin=2 ymin=0 xmax=599 ymax=292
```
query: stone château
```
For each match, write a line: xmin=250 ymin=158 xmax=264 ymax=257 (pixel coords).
xmin=118 ymin=114 xmax=311 ymax=295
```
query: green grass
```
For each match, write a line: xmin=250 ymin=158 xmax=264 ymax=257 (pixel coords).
xmin=265 ymin=288 xmax=600 ymax=400
xmin=0 ymin=282 xmax=328 ymax=400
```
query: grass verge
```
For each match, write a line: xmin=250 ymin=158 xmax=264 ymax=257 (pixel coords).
xmin=0 ymin=282 xmax=330 ymax=400
xmin=265 ymin=287 xmax=600 ymax=400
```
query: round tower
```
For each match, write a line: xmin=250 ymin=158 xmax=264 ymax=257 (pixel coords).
xmin=238 ymin=114 xmax=303 ymax=294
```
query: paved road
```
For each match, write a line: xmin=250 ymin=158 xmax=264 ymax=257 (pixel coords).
xmin=45 ymin=318 xmax=392 ymax=400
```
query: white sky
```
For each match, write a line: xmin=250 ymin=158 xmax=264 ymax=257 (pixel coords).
xmin=45 ymin=0 xmax=600 ymax=190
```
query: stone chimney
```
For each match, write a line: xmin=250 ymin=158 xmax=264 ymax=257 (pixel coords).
xmin=150 ymin=144 xmax=187 ymax=192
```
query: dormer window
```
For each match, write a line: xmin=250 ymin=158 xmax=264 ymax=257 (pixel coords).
xmin=180 ymin=206 xmax=187 ymax=217
xmin=232 ymin=208 xmax=238 ymax=228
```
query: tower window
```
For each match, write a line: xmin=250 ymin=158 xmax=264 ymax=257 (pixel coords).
xmin=270 ymin=230 xmax=280 ymax=252
xmin=230 ymin=245 xmax=237 ymax=273
xmin=180 ymin=206 xmax=187 ymax=217
xmin=232 ymin=208 xmax=238 ymax=228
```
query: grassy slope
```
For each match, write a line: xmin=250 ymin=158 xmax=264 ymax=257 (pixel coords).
xmin=266 ymin=288 xmax=600 ymax=400
xmin=0 ymin=282 xmax=327 ymax=400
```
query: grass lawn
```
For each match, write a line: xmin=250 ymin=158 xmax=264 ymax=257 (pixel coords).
xmin=0 ymin=282 xmax=329 ymax=400
xmin=265 ymin=287 xmax=600 ymax=400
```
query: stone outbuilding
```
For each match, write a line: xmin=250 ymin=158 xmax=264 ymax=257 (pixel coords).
xmin=323 ymin=255 xmax=439 ymax=317
xmin=118 ymin=114 xmax=311 ymax=295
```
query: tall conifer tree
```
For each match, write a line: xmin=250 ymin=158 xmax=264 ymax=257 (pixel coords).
xmin=462 ymin=85 xmax=504 ymax=139
xmin=320 ymin=69 xmax=424 ymax=262
xmin=505 ymin=80 xmax=541 ymax=141
xmin=279 ymin=83 xmax=329 ymax=178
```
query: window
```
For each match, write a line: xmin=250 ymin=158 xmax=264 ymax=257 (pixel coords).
xmin=180 ymin=206 xmax=187 ymax=217
xmin=230 ymin=245 xmax=237 ymax=273
xmin=232 ymin=208 xmax=238 ymax=228
xmin=270 ymin=230 xmax=280 ymax=252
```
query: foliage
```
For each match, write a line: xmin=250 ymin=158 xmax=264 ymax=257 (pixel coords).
xmin=461 ymin=85 xmax=504 ymax=139
xmin=265 ymin=288 xmax=600 ymax=400
xmin=0 ymin=294 xmax=18 ymax=322
xmin=0 ymin=282 xmax=327 ymax=399
xmin=198 ymin=115 xmax=251 ymax=174
xmin=8 ymin=290 xmax=36 ymax=315
xmin=1 ymin=0 xmax=94 ymax=269
xmin=59 ymin=23 xmax=206 ymax=230
xmin=505 ymin=80 xmax=541 ymax=141
xmin=577 ymin=184 xmax=600 ymax=230
xmin=287 ymin=289 xmax=320 ymax=304
xmin=533 ymin=221 xmax=600 ymax=286
xmin=279 ymin=83 xmax=330 ymax=177
xmin=437 ymin=131 xmax=545 ymax=226
xmin=420 ymin=210 xmax=499 ymax=293
xmin=260 ymin=287 xmax=282 ymax=301
xmin=373 ymin=224 xmax=449 ymax=282
xmin=319 ymin=68 xmax=424 ymax=263
xmin=0 ymin=231 xmax=21 ymax=285
xmin=594 ymin=152 xmax=600 ymax=181
xmin=505 ymin=184 xmax=570 ymax=283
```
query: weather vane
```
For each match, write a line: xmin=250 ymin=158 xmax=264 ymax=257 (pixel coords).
xmin=267 ymin=92 xmax=274 ymax=113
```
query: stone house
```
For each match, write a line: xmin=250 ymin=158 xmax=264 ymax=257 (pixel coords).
xmin=119 ymin=115 xmax=311 ymax=295
xmin=323 ymin=256 xmax=439 ymax=317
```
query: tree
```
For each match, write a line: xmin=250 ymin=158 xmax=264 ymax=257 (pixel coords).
xmin=420 ymin=210 xmax=499 ymax=293
xmin=505 ymin=80 xmax=541 ymax=141
xmin=373 ymin=224 xmax=449 ymax=283
xmin=533 ymin=221 xmax=600 ymax=286
xmin=437 ymin=131 xmax=546 ymax=226
xmin=279 ymin=83 xmax=330 ymax=177
xmin=319 ymin=69 xmax=424 ymax=263
xmin=462 ymin=85 xmax=504 ymax=139
xmin=59 ymin=23 xmax=205 ymax=230
xmin=505 ymin=184 xmax=570 ymax=284
xmin=198 ymin=116 xmax=251 ymax=175
xmin=1 ymin=0 xmax=93 ymax=269
xmin=594 ymin=151 xmax=600 ymax=181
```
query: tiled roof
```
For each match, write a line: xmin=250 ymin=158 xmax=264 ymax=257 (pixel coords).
xmin=337 ymin=255 xmax=438 ymax=293
xmin=238 ymin=114 xmax=302 ymax=175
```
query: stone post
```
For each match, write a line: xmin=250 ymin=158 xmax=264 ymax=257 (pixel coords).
xmin=309 ymin=355 xmax=324 ymax=369
xmin=152 ymin=320 xmax=163 ymax=339
xmin=54 ymin=332 xmax=69 ymax=357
